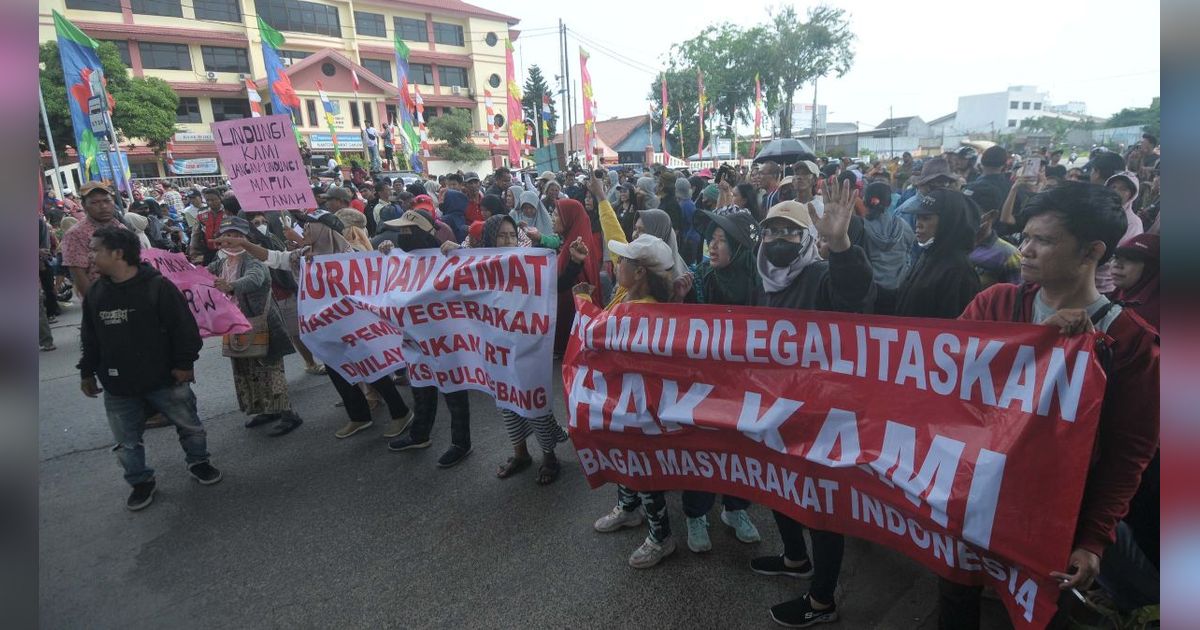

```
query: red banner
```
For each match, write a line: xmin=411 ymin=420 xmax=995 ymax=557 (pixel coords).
xmin=562 ymin=298 xmax=1107 ymax=628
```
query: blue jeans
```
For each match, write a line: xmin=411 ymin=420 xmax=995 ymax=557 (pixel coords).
xmin=103 ymin=383 xmax=210 ymax=486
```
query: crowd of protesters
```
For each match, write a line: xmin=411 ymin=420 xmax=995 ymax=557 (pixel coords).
xmin=40 ymin=133 xmax=1159 ymax=627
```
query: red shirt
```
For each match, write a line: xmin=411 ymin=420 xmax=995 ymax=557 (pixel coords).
xmin=465 ymin=192 xmax=484 ymax=224
xmin=350 ymin=198 xmax=366 ymax=213
xmin=959 ymin=283 xmax=1159 ymax=558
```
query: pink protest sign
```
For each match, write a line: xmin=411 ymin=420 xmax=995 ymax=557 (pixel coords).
xmin=142 ymin=248 xmax=251 ymax=338
xmin=211 ymin=114 xmax=316 ymax=212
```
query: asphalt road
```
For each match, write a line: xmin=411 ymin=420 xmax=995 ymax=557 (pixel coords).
xmin=38 ymin=302 xmax=1010 ymax=629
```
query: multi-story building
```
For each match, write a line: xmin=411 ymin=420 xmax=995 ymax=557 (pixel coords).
xmin=39 ymin=0 xmax=520 ymax=178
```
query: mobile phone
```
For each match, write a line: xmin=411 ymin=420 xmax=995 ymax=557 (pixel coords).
xmin=1021 ymin=157 xmax=1042 ymax=179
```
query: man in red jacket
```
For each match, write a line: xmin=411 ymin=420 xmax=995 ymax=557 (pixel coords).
xmin=942 ymin=181 xmax=1159 ymax=628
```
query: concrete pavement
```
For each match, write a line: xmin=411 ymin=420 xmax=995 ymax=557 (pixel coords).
xmin=38 ymin=303 xmax=1010 ymax=629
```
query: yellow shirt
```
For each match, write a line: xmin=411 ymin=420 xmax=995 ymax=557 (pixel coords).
xmin=597 ymin=198 xmax=631 ymax=306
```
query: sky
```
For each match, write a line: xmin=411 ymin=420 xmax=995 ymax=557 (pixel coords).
xmin=474 ymin=0 xmax=1160 ymax=131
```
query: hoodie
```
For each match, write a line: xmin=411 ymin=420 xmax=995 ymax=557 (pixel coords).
xmin=1095 ymin=172 xmax=1145 ymax=293
xmin=861 ymin=183 xmax=915 ymax=291
xmin=439 ymin=189 xmax=469 ymax=242
xmin=887 ymin=189 xmax=981 ymax=319
xmin=78 ymin=264 xmax=202 ymax=396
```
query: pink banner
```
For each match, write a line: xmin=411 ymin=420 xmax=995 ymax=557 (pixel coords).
xmin=504 ymin=39 xmax=523 ymax=165
xmin=142 ymin=249 xmax=252 ymax=338
xmin=211 ymin=114 xmax=317 ymax=212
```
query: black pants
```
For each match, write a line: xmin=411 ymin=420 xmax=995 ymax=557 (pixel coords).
xmin=39 ymin=265 xmax=61 ymax=317
xmin=772 ymin=511 xmax=843 ymax=604
xmin=682 ymin=490 xmax=751 ymax=519
xmin=408 ymin=386 xmax=470 ymax=447
xmin=936 ymin=578 xmax=983 ymax=630
xmin=327 ymin=369 xmax=410 ymax=424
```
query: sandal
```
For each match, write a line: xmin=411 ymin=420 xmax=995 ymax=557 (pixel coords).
xmin=245 ymin=413 xmax=279 ymax=428
xmin=496 ymin=455 xmax=533 ymax=479
xmin=268 ymin=414 xmax=303 ymax=437
xmin=536 ymin=459 xmax=561 ymax=485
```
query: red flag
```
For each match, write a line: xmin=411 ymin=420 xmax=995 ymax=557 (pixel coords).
xmin=351 ymin=69 xmax=361 ymax=94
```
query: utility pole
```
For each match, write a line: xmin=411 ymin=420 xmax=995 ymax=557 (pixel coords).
xmin=810 ymin=77 xmax=819 ymax=147
xmin=38 ymin=80 xmax=63 ymax=198
xmin=557 ymin=20 xmax=571 ymax=159
xmin=564 ymin=25 xmax=574 ymax=164
xmin=889 ymin=105 xmax=894 ymax=158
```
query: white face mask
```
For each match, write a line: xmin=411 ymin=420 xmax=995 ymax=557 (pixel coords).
xmin=917 ymin=237 xmax=936 ymax=249
xmin=220 ymin=247 xmax=245 ymax=257
xmin=256 ymin=224 xmax=269 ymax=235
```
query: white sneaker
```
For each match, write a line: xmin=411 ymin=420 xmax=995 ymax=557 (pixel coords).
xmin=720 ymin=508 xmax=762 ymax=543
xmin=628 ymin=535 xmax=676 ymax=568
xmin=593 ymin=506 xmax=644 ymax=533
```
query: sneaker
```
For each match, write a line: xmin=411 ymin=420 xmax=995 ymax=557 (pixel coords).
xmin=126 ymin=480 xmax=156 ymax=511
xmin=721 ymin=508 xmax=762 ymax=543
xmin=388 ymin=434 xmax=431 ymax=452
xmin=187 ymin=462 xmax=223 ymax=485
xmin=769 ymin=594 xmax=838 ymax=627
xmin=268 ymin=413 xmax=303 ymax=437
xmin=334 ymin=420 xmax=373 ymax=439
xmin=628 ymin=535 xmax=676 ymax=569
xmin=593 ymin=505 xmax=644 ymax=533
xmin=436 ymin=444 xmax=472 ymax=468
xmin=751 ymin=554 xmax=814 ymax=578
xmin=686 ymin=516 xmax=712 ymax=553
xmin=244 ymin=413 xmax=279 ymax=428
xmin=382 ymin=411 xmax=414 ymax=438
xmin=39 ymin=343 xmax=56 ymax=352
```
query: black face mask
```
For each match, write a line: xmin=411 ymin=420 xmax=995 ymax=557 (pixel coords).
xmin=764 ymin=240 xmax=802 ymax=267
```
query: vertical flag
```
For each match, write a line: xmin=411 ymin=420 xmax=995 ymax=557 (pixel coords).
xmin=697 ymin=70 xmax=706 ymax=158
xmin=579 ymin=47 xmax=595 ymax=166
xmin=52 ymin=10 xmax=128 ymax=189
xmin=315 ymin=81 xmax=340 ymax=163
xmin=483 ymin=90 xmax=498 ymax=150
xmin=394 ymin=36 xmax=423 ymax=172
xmin=541 ymin=94 xmax=552 ymax=147
xmin=257 ymin=17 xmax=301 ymax=146
xmin=413 ymin=86 xmax=430 ymax=160
xmin=752 ymin=73 xmax=763 ymax=158
xmin=504 ymin=38 xmax=524 ymax=166
xmin=351 ymin=69 xmax=361 ymax=98
xmin=165 ymin=138 xmax=176 ymax=174
xmin=660 ymin=74 xmax=669 ymax=158
xmin=246 ymin=78 xmax=263 ymax=117
xmin=676 ymin=104 xmax=685 ymax=163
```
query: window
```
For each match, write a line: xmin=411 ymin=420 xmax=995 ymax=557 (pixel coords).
xmin=321 ymin=62 xmax=337 ymax=77
xmin=363 ymin=103 xmax=374 ymax=127
xmin=354 ymin=11 xmax=386 ymax=37
xmin=361 ymin=58 xmax=391 ymax=82
xmin=65 ymin=0 xmax=121 ymax=12
xmin=385 ymin=104 xmax=397 ymax=125
xmin=439 ymin=66 xmax=469 ymax=88
xmin=485 ymin=32 xmax=498 ymax=47
xmin=410 ymin=63 xmax=434 ymax=85
xmin=1008 ymin=120 xmax=1017 ymax=128
xmin=395 ymin=17 xmax=427 ymax=42
xmin=1033 ymin=102 xmax=1042 ymax=110
xmin=211 ymin=98 xmax=251 ymax=122
xmin=488 ymin=73 xmax=501 ymax=88
xmin=176 ymin=97 xmax=202 ymax=123
xmin=129 ymin=162 xmax=161 ymax=179
xmin=1021 ymin=102 xmax=1031 ymax=110
xmin=130 ymin=0 xmax=182 ymax=17
xmin=349 ymin=102 xmax=361 ymax=127
xmin=139 ymin=43 xmax=191 ymax=70
xmin=100 ymin=40 xmax=131 ymax=66
xmin=306 ymin=99 xmax=318 ymax=127
xmin=433 ymin=22 xmax=465 ymax=46
xmin=1010 ymin=101 xmax=1019 ymax=109
xmin=201 ymin=46 xmax=250 ymax=73
xmin=278 ymin=49 xmax=311 ymax=65
xmin=254 ymin=0 xmax=341 ymax=38
xmin=193 ymin=0 xmax=241 ymax=22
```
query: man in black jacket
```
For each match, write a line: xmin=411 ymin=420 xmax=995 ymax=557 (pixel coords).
xmin=751 ymin=179 xmax=875 ymax=627
xmin=79 ymin=227 xmax=220 ymax=511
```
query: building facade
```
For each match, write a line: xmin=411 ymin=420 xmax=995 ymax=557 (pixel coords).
xmin=40 ymin=0 xmax=520 ymax=178
xmin=955 ymin=85 xmax=1051 ymax=135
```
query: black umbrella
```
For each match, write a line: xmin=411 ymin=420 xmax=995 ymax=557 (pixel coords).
xmin=753 ymin=138 xmax=816 ymax=164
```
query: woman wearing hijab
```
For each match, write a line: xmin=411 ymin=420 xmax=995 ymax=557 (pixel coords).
xmin=207 ymin=216 xmax=303 ymax=437
xmin=882 ymin=188 xmax=981 ymax=319
xmin=590 ymin=175 xmax=692 ymax=305
xmin=510 ymin=190 xmax=561 ymax=249
xmin=860 ymin=181 xmax=915 ymax=291
xmin=551 ymin=198 xmax=601 ymax=355
xmin=657 ymin=170 xmax=683 ymax=234
xmin=335 ymin=208 xmax=374 ymax=252
xmin=1095 ymin=171 xmax=1145 ymax=293
xmin=634 ymin=176 xmax=659 ymax=210
xmin=681 ymin=210 xmax=764 ymax=552
xmin=439 ymin=189 xmax=469 ymax=242
xmin=123 ymin=212 xmax=153 ymax=250
xmin=584 ymin=233 xmax=680 ymax=568
xmin=675 ymin=177 xmax=703 ymax=265
xmin=1110 ymin=233 xmax=1159 ymax=331
xmin=751 ymin=181 xmax=875 ymax=627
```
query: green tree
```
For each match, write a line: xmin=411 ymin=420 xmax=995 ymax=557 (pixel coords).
xmin=428 ymin=109 xmax=488 ymax=163
xmin=648 ymin=68 xmax=701 ymax=158
xmin=39 ymin=41 xmax=179 ymax=157
xmin=763 ymin=5 xmax=855 ymax=138
xmin=521 ymin=64 xmax=557 ymax=144
xmin=1107 ymin=97 xmax=1159 ymax=136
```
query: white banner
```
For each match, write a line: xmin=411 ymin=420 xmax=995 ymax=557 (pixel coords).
xmin=169 ymin=157 xmax=219 ymax=175
xmin=298 ymin=249 xmax=557 ymax=415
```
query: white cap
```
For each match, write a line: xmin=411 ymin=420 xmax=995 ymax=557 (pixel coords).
xmin=608 ymin=234 xmax=674 ymax=273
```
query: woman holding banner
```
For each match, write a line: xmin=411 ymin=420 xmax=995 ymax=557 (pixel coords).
xmin=552 ymin=199 xmax=601 ymax=355
xmin=207 ymin=216 xmax=303 ymax=437
xmin=582 ymin=233 xmax=679 ymax=568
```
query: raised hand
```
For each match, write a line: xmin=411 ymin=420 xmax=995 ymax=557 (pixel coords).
xmin=568 ymin=236 xmax=589 ymax=263
xmin=810 ymin=176 xmax=857 ymax=253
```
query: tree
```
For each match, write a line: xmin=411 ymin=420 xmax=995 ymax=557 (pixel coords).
xmin=428 ymin=109 xmax=488 ymax=163
xmin=521 ymin=64 xmax=557 ymax=144
xmin=648 ymin=68 xmax=701 ymax=158
xmin=39 ymin=41 xmax=179 ymax=158
xmin=672 ymin=24 xmax=759 ymax=135
xmin=1107 ymin=97 xmax=1159 ymax=137
xmin=763 ymin=5 xmax=854 ymax=138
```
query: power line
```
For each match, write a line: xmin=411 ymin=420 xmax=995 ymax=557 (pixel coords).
xmin=565 ymin=28 xmax=659 ymax=76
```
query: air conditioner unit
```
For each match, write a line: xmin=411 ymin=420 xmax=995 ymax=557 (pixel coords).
xmin=205 ymin=71 xmax=218 ymax=82
xmin=451 ymin=86 xmax=462 ymax=96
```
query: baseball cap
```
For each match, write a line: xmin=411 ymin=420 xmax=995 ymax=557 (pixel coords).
xmin=383 ymin=209 xmax=435 ymax=233
xmin=762 ymin=200 xmax=812 ymax=230
xmin=325 ymin=186 xmax=353 ymax=202
xmin=186 ymin=189 xmax=202 ymax=198
xmin=463 ymin=171 xmax=481 ymax=182
xmin=794 ymin=160 xmax=820 ymax=177
xmin=539 ymin=170 xmax=556 ymax=181
xmin=411 ymin=194 xmax=435 ymax=213
xmin=608 ymin=234 xmax=675 ymax=273
xmin=218 ymin=215 xmax=252 ymax=235
xmin=1113 ymin=233 xmax=1159 ymax=262
xmin=79 ymin=181 xmax=113 ymax=199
